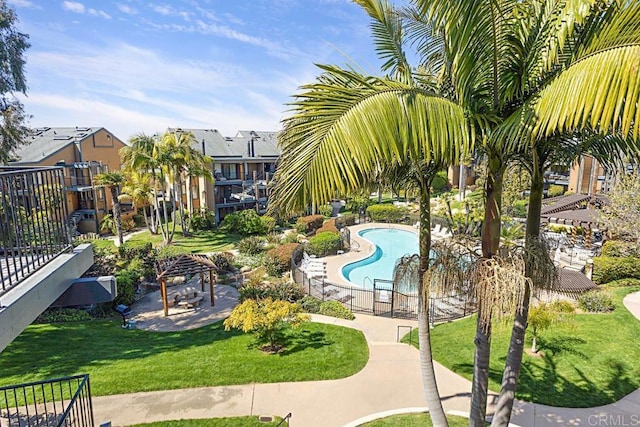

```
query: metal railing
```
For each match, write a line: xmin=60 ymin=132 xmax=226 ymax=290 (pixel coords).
xmin=276 ymin=412 xmax=292 ymax=426
xmin=0 ymin=374 xmax=94 ymax=427
xmin=291 ymin=245 xmax=476 ymax=322
xmin=0 ymin=166 xmax=72 ymax=296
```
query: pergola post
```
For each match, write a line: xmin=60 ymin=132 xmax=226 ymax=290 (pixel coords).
xmin=161 ymin=278 xmax=168 ymax=317
xmin=209 ymin=270 xmax=215 ymax=306
xmin=199 ymin=268 xmax=205 ymax=292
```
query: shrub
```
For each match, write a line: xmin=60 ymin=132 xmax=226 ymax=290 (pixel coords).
xmin=224 ymin=298 xmax=311 ymax=350
xmin=578 ymin=290 xmax=615 ymax=312
xmin=210 ymin=251 xmax=235 ymax=272
xmin=114 ymin=268 xmax=139 ymax=305
xmin=261 ymin=215 xmax=277 ymax=233
xmin=238 ymin=277 xmax=305 ymax=303
xmin=347 ymin=195 xmax=371 ymax=213
xmin=431 ymin=170 xmax=449 ymax=194
xmin=306 ymin=231 xmax=342 ymax=257
xmin=511 ymin=199 xmax=528 ymax=218
xmin=156 ymin=244 xmax=190 ymax=260
xmin=316 ymin=219 xmax=339 ymax=235
xmin=282 ymin=232 xmax=300 ymax=244
xmin=592 ymin=256 xmax=640 ymax=284
xmin=318 ymin=301 xmax=355 ymax=320
xmin=35 ymin=308 xmax=92 ymax=323
xmin=549 ymin=299 xmax=577 ymax=313
xmin=300 ymin=295 xmax=322 ymax=313
xmin=295 ymin=215 xmax=325 ymax=234
xmin=132 ymin=214 xmax=146 ymax=227
xmin=237 ymin=236 xmax=265 ymax=255
xmin=366 ymin=204 xmax=408 ymax=223
xmin=606 ymin=278 xmax=640 ymax=287
xmin=220 ymin=209 xmax=267 ymax=235
xmin=336 ymin=214 xmax=357 ymax=227
xmin=191 ymin=210 xmax=216 ymax=231
xmin=548 ymin=184 xmax=565 ymax=197
xmin=264 ymin=243 xmax=299 ymax=276
xmin=233 ymin=253 xmax=265 ymax=270
xmin=318 ymin=204 xmax=333 ymax=217
xmin=601 ymin=240 xmax=640 ymax=258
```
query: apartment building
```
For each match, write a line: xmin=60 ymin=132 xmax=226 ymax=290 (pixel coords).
xmin=9 ymin=127 xmax=130 ymax=234
xmin=172 ymin=128 xmax=280 ymax=224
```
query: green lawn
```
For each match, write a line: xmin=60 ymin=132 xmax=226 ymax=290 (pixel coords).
xmin=360 ymin=413 xmax=470 ymax=426
xmin=0 ymin=321 xmax=368 ymax=396
xmin=406 ymin=286 xmax=640 ymax=407
xmin=127 ymin=228 xmax=241 ymax=253
xmin=130 ymin=417 xmax=282 ymax=426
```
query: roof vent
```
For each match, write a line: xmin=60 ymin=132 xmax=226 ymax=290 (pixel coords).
xmin=53 ymin=135 xmax=72 ymax=141
xmin=76 ymin=127 xmax=90 ymax=132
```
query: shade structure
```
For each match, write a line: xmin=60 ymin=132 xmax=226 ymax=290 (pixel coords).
xmin=155 ymin=254 xmax=218 ymax=316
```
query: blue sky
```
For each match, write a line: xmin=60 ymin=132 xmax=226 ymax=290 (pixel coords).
xmin=7 ymin=0 xmax=380 ymax=141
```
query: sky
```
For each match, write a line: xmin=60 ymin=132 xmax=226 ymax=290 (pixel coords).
xmin=7 ymin=0 xmax=380 ymax=142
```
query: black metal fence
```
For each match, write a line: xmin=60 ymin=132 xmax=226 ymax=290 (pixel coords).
xmin=0 ymin=166 xmax=72 ymax=296
xmin=292 ymin=246 xmax=476 ymax=323
xmin=0 ymin=374 xmax=94 ymax=427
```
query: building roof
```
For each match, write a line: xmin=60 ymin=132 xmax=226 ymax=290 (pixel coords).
xmin=541 ymin=194 xmax=591 ymax=215
xmin=10 ymin=127 xmax=104 ymax=164
xmin=169 ymin=128 xmax=280 ymax=159
xmin=541 ymin=208 xmax=602 ymax=227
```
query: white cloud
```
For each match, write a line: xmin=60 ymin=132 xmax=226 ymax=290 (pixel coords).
xmin=88 ymin=9 xmax=111 ymax=19
xmin=7 ymin=0 xmax=38 ymax=8
xmin=117 ymin=4 xmax=137 ymax=15
xmin=62 ymin=1 xmax=84 ymax=14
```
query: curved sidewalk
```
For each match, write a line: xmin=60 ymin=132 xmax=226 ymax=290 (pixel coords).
xmin=92 ymin=292 xmax=640 ymax=427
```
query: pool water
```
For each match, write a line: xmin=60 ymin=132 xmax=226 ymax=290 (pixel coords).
xmin=342 ymin=228 xmax=419 ymax=288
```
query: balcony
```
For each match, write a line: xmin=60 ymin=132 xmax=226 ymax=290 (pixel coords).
xmin=0 ymin=374 xmax=95 ymax=426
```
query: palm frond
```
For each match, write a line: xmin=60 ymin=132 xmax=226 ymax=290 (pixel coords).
xmin=269 ymin=65 xmax=471 ymax=215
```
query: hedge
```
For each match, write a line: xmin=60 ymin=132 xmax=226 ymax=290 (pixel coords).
xmin=295 ymin=215 xmax=325 ymax=234
xmin=592 ymin=256 xmax=640 ymax=284
xmin=263 ymin=243 xmax=299 ymax=276
xmin=317 ymin=219 xmax=339 ymax=235
xmin=306 ymin=231 xmax=342 ymax=257
xmin=601 ymin=240 xmax=640 ymax=258
xmin=366 ymin=204 xmax=408 ymax=223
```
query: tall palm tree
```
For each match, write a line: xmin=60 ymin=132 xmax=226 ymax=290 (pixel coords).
xmin=270 ymin=2 xmax=471 ymax=425
xmin=121 ymin=171 xmax=156 ymax=234
xmin=94 ymin=171 xmax=125 ymax=246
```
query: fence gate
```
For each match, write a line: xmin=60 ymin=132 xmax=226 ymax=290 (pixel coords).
xmin=372 ymin=279 xmax=394 ymax=317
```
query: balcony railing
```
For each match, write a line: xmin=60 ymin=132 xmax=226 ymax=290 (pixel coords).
xmin=0 ymin=167 xmax=72 ymax=296
xmin=0 ymin=374 xmax=94 ymax=427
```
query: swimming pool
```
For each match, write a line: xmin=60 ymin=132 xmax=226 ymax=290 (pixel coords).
xmin=342 ymin=227 xmax=419 ymax=288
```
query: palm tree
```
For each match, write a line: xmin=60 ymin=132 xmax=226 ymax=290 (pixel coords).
xmin=270 ymin=1 xmax=471 ymax=424
xmin=94 ymin=171 xmax=125 ymax=246
xmin=121 ymin=171 xmax=156 ymax=234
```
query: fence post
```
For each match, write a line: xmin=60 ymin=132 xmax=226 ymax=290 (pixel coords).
xmin=390 ymin=289 xmax=395 ymax=318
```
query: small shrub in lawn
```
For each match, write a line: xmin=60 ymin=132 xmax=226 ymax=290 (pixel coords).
xmin=210 ymin=251 xmax=235 ymax=272
xmin=35 ymin=308 xmax=92 ymax=323
xmin=578 ymin=290 xmax=615 ymax=312
xmin=264 ymin=243 xmax=299 ymax=276
xmin=366 ymin=204 xmax=408 ymax=223
xmin=549 ymin=299 xmax=577 ymax=313
xmin=601 ymin=240 xmax=640 ymax=258
xmin=592 ymin=256 xmax=640 ymax=284
xmin=306 ymin=232 xmax=342 ymax=257
xmin=191 ymin=210 xmax=216 ymax=231
xmin=319 ymin=301 xmax=355 ymax=320
xmin=316 ymin=219 xmax=339 ymax=235
xmin=300 ymin=295 xmax=322 ymax=313
xmin=237 ymin=236 xmax=265 ymax=255
xmin=295 ymin=215 xmax=325 ymax=234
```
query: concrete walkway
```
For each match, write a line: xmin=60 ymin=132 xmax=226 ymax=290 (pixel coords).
xmin=92 ymin=291 xmax=640 ymax=426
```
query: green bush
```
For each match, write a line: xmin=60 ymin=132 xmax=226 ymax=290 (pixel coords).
xmin=35 ymin=308 xmax=92 ymax=323
xmin=319 ymin=301 xmax=355 ymax=320
xmin=336 ymin=214 xmax=357 ymax=227
xmin=156 ymin=244 xmax=190 ymax=260
xmin=549 ymin=299 xmax=577 ymax=313
xmin=220 ymin=209 xmax=267 ymax=235
xmin=318 ymin=204 xmax=333 ymax=217
xmin=263 ymin=243 xmax=299 ymax=276
xmin=114 ymin=268 xmax=139 ymax=306
xmin=605 ymin=278 xmax=640 ymax=287
xmin=578 ymin=290 xmax=615 ymax=312
xmin=191 ymin=210 xmax=216 ymax=231
xmin=601 ymin=240 xmax=640 ymax=258
xmin=282 ymin=232 xmax=300 ymax=244
xmin=300 ymin=295 xmax=322 ymax=313
xmin=306 ymin=231 xmax=342 ymax=257
xmin=132 ymin=214 xmax=146 ymax=227
xmin=237 ymin=236 xmax=265 ymax=255
xmin=511 ymin=199 xmax=528 ymax=218
xmin=210 ymin=251 xmax=235 ymax=272
xmin=548 ymin=184 xmax=565 ymax=197
xmin=238 ymin=278 xmax=305 ymax=303
xmin=366 ymin=204 xmax=408 ymax=223
xmin=347 ymin=195 xmax=371 ymax=213
xmin=261 ymin=215 xmax=277 ymax=233
xmin=295 ymin=215 xmax=325 ymax=234
xmin=592 ymin=256 xmax=640 ymax=284
xmin=431 ymin=171 xmax=449 ymax=194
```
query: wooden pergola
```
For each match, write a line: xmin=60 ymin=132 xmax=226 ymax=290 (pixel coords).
xmin=155 ymin=254 xmax=218 ymax=316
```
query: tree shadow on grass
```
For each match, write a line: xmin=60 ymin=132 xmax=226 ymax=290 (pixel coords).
xmin=279 ymin=329 xmax=332 ymax=356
